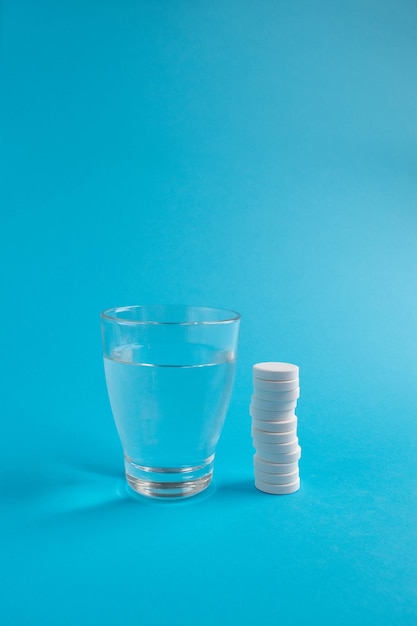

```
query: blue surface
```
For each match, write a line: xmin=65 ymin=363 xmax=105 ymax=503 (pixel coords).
xmin=2 ymin=1 xmax=417 ymax=624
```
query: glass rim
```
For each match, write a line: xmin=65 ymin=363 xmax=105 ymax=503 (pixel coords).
xmin=100 ymin=304 xmax=241 ymax=326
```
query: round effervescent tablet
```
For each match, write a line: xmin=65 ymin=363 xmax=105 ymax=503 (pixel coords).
xmin=250 ymin=405 xmax=296 ymax=422
xmin=252 ymin=387 xmax=300 ymax=402
xmin=252 ymin=416 xmax=297 ymax=432
xmin=256 ymin=445 xmax=302 ymax=464
xmin=252 ymin=428 xmax=297 ymax=443
xmin=254 ymin=438 xmax=299 ymax=455
xmin=253 ymin=378 xmax=299 ymax=392
xmin=253 ymin=362 xmax=299 ymax=381
xmin=251 ymin=397 xmax=297 ymax=412
xmin=254 ymin=455 xmax=299 ymax=474
xmin=254 ymin=468 xmax=299 ymax=485
xmin=255 ymin=477 xmax=300 ymax=495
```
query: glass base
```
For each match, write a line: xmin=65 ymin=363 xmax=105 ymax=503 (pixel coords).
xmin=125 ymin=455 xmax=214 ymax=499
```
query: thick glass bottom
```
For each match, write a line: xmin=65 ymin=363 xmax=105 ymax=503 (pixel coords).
xmin=125 ymin=455 xmax=214 ymax=499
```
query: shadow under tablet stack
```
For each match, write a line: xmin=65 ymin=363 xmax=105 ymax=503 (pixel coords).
xmin=251 ymin=362 xmax=301 ymax=494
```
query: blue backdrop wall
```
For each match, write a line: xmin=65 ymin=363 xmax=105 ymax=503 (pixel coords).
xmin=2 ymin=1 xmax=417 ymax=624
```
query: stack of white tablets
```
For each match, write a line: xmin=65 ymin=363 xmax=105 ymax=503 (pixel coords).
xmin=251 ymin=362 xmax=301 ymax=494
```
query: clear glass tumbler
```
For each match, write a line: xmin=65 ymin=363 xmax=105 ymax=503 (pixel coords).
xmin=100 ymin=305 xmax=241 ymax=499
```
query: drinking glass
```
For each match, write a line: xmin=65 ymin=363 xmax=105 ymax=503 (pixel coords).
xmin=100 ymin=305 xmax=241 ymax=499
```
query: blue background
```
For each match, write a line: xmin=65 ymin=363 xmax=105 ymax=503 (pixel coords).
xmin=2 ymin=1 xmax=417 ymax=624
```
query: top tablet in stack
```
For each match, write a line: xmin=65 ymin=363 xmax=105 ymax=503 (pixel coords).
xmin=251 ymin=362 xmax=301 ymax=495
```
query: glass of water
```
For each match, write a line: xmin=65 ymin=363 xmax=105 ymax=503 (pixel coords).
xmin=100 ymin=305 xmax=241 ymax=499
